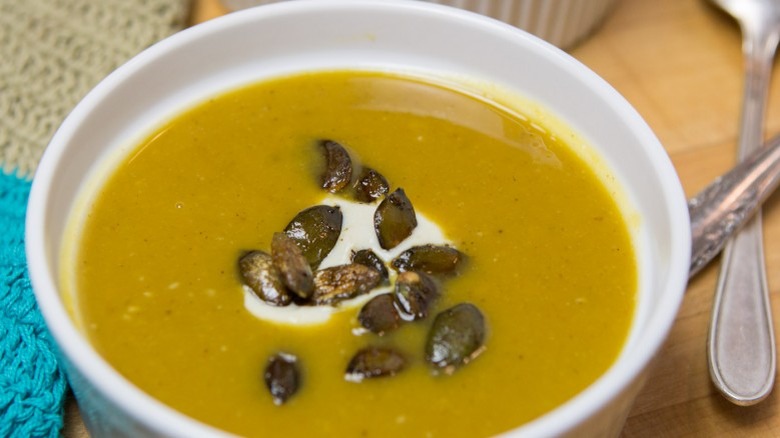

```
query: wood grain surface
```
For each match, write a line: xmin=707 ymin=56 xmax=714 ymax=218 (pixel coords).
xmin=62 ymin=0 xmax=780 ymax=436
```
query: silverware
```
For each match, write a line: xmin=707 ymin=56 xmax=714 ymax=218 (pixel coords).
xmin=691 ymin=132 xmax=780 ymax=273
xmin=689 ymin=131 xmax=780 ymax=403
xmin=702 ymin=0 xmax=780 ymax=406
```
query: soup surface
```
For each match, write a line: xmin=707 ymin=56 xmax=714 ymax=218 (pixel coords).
xmin=64 ymin=71 xmax=636 ymax=437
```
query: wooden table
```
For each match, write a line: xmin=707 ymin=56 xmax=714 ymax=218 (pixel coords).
xmin=63 ymin=0 xmax=780 ymax=436
xmin=573 ymin=1 xmax=780 ymax=436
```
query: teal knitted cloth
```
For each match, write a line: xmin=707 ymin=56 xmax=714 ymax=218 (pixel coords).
xmin=0 ymin=1 xmax=191 ymax=436
xmin=0 ymin=173 xmax=66 ymax=437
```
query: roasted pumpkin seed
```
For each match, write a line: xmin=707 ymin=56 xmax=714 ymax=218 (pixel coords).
xmin=238 ymin=250 xmax=292 ymax=306
xmin=351 ymin=249 xmax=389 ymax=283
xmin=312 ymin=263 xmax=382 ymax=305
xmin=345 ymin=347 xmax=406 ymax=382
xmin=357 ymin=293 xmax=401 ymax=335
xmin=263 ymin=352 xmax=301 ymax=405
xmin=318 ymin=139 xmax=353 ymax=193
xmin=392 ymin=244 xmax=467 ymax=277
xmin=393 ymin=271 xmax=439 ymax=321
xmin=271 ymin=232 xmax=314 ymax=300
xmin=425 ymin=303 xmax=486 ymax=374
xmin=353 ymin=166 xmax=390 ymax=203
xmin=374 ymin=188 xmax=417 ymax=250
xmin=284 ymin=205 xmax=342 ymax=269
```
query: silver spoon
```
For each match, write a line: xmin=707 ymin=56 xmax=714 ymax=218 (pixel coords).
xmin=689 ymin=130 xmax=780 ymax=399
xmin=703 ymin=0 xmax=780 ymax=406
xmin=691 ymin=132 xmax=780 ymax=273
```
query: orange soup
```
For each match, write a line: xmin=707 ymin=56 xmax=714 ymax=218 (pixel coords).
xmin=63 ymin=71 xmax=636 ymax=436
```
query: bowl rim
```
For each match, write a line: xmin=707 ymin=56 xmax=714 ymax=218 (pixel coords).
xmin=25 ymin=0 xmax=692 ymax=436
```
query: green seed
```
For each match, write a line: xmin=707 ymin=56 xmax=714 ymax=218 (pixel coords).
xmin=312 ymin=263 xmax=382 ymax=305
xmin=351 ymin=249 xmax=389 ymax=283
xmin=271 ymin=232 xmax=314 ymax=300
xmin=374 ymin=188 xmax=417 ymax=250
xmin=345 ymin=347 xmax=406 ymax=382
xmin=425 ymin=303 xmax=486 ymax=374
xmin=238 ymin=250 xmax=292 ymax=306
xmin=319 ymin=139 xmax=353 ymax=193
xmin=392 ymin=244 xmax=467 ymax=277
xmin=264 ymin=352 xmax=301 ymax=405
xmin=393 ymin=271 xmax=439 ymax=321
xmin=353 ymin=166 xmax=390 ymax=203
xmin=358 ymin=293 xmax=401 ymax=335
xmin=284 ymin=205 xmax=342 ymax=269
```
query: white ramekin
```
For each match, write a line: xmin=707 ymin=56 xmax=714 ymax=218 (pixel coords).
xmin=26 ymin=1 xmax=689 ymax=436
xmin=221 ymin=0 xmax=618 ymax=49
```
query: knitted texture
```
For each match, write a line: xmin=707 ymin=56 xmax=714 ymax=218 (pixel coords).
xmin=0 ymin=0 xmax=191 ymax=177
xmin=0 ymin=0 xmax=191 ymax=436
xmin=0 ymin=174 xmax=66 ymax=438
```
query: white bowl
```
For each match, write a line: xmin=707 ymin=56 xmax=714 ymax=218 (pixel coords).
xmin=25 ymin=1 xmax=690 ymax=436
xmin=222 ymin=0 xmax=618 ymax=49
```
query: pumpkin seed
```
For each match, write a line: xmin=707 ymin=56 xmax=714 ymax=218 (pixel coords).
xmin=351 ymin=249 xmax=389 ymax=283
xmin=312 ymin=263 xmax=382 ymax=305
xmin=353 ymin=166 xmax=389 ymax=203
xmin=271 ymin=232 xmax=314 ymax=300
xmin=374 ymin=188 xmax=417 ymax=250
xmin=238 ymin=250 xmax=292 ymax=306
xmin=345 ymin=347 xmax=406 ymax=382
xmin=425 ymin=303 xmax=486 ymax=374
xmin=392 ymin=244 xmax=467 ymax=277
xmin=263 ymin=352 xmax=301 ymax=405
xmin=357 ymin=293 xmax=401 ymax=335
xmin=319 ymin=139 xmax=353 ymax=193
xmin=393 ymin=271 xmax=439 ymax=321
xmin=284 ymin=205 xmax=342 ymax=269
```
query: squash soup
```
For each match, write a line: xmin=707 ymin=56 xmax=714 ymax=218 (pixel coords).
xmin=63 ymin=71 xmax=637 ymax=437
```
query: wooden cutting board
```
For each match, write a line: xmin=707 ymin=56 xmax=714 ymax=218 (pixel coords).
xmin=63 ymin=0 xmax=780 ymax=436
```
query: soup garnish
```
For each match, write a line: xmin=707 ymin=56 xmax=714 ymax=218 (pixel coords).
xmin=238 ymin=140 xmax=478 ymax=404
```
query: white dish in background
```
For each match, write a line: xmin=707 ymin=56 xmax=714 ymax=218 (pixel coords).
xmin=221 ymin=0 xmax=617 ymax=49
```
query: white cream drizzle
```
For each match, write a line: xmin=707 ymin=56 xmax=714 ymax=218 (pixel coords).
xmin=243 ymin=194 xmax=450 ymax=326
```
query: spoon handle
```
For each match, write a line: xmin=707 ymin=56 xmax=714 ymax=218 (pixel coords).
xmin=708 ymin=21 xmax=778 ymax=406
xmin=689 ymin=133 xmax=780 ymax=277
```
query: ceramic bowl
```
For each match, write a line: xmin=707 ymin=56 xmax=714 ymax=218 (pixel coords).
xmin=25 ymin=1 xmax=690 ymax=436
xmin=221 ymin=0 xmax=618 ymax=49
